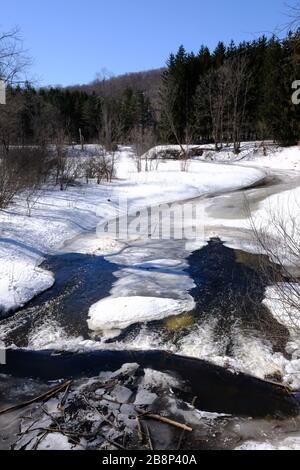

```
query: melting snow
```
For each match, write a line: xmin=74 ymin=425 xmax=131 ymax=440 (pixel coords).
xmin=88 ymin=295 xmax=195 ymax=333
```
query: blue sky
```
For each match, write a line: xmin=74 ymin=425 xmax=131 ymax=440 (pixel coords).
xmin=2 ymin=0 xmax=289 ymax=86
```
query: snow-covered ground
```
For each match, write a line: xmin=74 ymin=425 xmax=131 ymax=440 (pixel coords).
xmin=2 ymin=143 xmax=300 ymax=451
xmin=0 ymin=146 xmax=266 ymax=314
xmin=1 ymin=143 xmax=300 ymax=385
xmin=146 ymin=143 xmax=300 ymax=171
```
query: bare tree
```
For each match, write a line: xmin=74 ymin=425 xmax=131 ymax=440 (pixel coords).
xmin=0 ymin=146 xmax=51 ymax=210
xmin=131 ymin=127 xmax=157 ymax=172
xmin=0 ymin=27 xmax=30 ymax=155
xmin=0 ymin=89 xmax=24 ymax=152
xmin=196 ymin=67 xmax=228 ymax=150
xmin=286 ymin=2 xmax=300 ymax=32
xmin=0 ymin=151 xmax=22 ymax=208
xmin=225 ymin=56 xmax=250 ymax=154
xmin=52 ymin=131 xmax=79 ymax=190
xmin=195 ymin=56 xmax=250 ymax=154
xmin=160 ymin=78 xmax=193 ymax=171
xmin=100 ymin=97 xmax=122 ymax=152
xmin=0 ymin=27 xmax=30 ymax=85
xmin=248 ymin=196 xmax=300 ymax=334
xmin=83 ymin=148 xmax=116 ymax=184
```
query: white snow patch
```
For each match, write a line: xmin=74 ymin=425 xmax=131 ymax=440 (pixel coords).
xmin=142 ymin=369 xmax=180 ymax=390
xmin=88 ymin=296 xmax=195 ymax=333
xmin=37 ymin=433 xmax=79 ymax=450
xmin=237 ymin=437 xmax=300 ymax=451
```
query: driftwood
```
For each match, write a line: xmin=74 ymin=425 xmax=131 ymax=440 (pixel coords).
xmin=1 ymin=349 xmax=299 ymax=418
xmin=144 ymin=421 xmax=154 ymax=451
xmin=136 ymin=416 xmax=144 ymax=443
xmin=140 ymin=413 xmax=193 ymax=433
xmin=0 ymin=380 xmax=72 ymax=416
xmin=58 ymin=381 xmax=72 ymax=412
xmin=177 ymin=396 xmax=197 ymax=449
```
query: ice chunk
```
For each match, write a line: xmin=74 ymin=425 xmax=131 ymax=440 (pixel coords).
xmin=88 ymin=296 xmax=195 ymax=332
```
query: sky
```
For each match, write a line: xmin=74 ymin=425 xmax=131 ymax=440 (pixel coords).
xmin=2 ymin=0 xmax=291 ymax=86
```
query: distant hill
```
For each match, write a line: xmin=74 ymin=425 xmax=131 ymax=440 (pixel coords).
xmin=69 ymin=68 xmax=165 ymax=108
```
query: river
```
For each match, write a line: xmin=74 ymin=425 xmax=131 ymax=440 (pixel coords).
xmin=1 ymin=165 xmax=300 ymax=450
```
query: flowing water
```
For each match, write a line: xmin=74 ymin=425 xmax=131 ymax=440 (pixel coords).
xmin=1 ymin=167 xmax=300 ymax=450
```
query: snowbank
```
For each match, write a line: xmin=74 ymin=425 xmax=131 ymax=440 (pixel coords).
xmin=240 ymin=146 xmax=300 ymax=171
xmin=175 ymin=142 xmax=300 ymax=172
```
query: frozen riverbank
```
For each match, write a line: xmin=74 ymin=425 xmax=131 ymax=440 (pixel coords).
xmin=1 ymin=144 xmax=300 ymax=451
xmin=0 ymin=147 xmax=266 ymax=314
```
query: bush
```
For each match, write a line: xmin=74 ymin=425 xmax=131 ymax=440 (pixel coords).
xmin=0 ymin=146 xmax=52 ymax=209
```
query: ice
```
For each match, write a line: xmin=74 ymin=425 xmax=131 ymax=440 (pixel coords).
xmin=111 ymin=385 xmax=133 ymax=404
xmin=37 ymin=433 xmax=78 ymax=450
xmin=88 ymin=295 xmax=195 ymax=332
xmin=237 ymin=437 xmax=300 ymax=451
xmin=134 ymin=389 xmax=157 ymax=406
xmin=0 ymin=146 xmax=266 ymax=313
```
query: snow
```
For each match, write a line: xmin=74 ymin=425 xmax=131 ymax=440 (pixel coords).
xmin=1 ymin=144 xmax=300 ymax=390
xmin=237 ymin=437 xmax=300 ymax=451
xmin=264 ymin=284 xmax=300 ymax=332
xmin=88 ymin=295 xmax=195 ymax=334
xmin=175 ymin=142 xmax=300 ymax=172
xmin=251 ymin=187 xmax=300 ymax=268
xmin=262 ymin=284 xmax=300 ymax=389
xmin=0 ymin=146 xmax=266 ymax=314
xmin=0 ymin=259 xmax=54 ymax=314
xmin=239 ymin=145 xmax=300 ymax=171
xmin=37 ymin=433 xmax=77 ymax=451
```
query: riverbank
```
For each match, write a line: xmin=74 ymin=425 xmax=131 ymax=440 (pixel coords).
xmin=0 ymin=146 xmax=266 ymax=314
xmin=1 ymin=143 xmax=300 ymax=451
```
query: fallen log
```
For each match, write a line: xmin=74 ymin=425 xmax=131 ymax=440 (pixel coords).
xmin=1 ymin=349 xmax=299 ymax=418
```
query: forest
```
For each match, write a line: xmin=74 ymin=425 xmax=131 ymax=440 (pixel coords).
xmin=2 ymin=32 xmax=300 ymax=156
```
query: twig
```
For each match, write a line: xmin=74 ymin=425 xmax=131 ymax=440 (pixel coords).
xmin=144 ymin=422 xmax=154 ymax=451
xmin=41 ymin=405 xmax=62 ymax=432
xmin=100 ymin=434 xmax=126 ymax=451
xmin=141 ymin=413 xmax=193 ymax=433
xmin=82 ymin=395 xmax=114 ymax=427
xmin=0 ymin=381 xmax=73 ymax=416
xmin=136 ymin=416 xmax=144 ymax=444
xmin=82 ymin=395 xmax=125 ymax=450
xmin=123 ymin=431 xmax=127 ymax=448
xmin=33 ymin=431 xmax=48 ymax=450
xmin=18 ymin=416 xmax=41 ymax=437
xmin=58 ymin=381 xmax=72 ymax=412
xmin=177 ymin=396 xmax=197 ymax=450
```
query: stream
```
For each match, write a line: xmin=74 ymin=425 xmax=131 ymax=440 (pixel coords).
xmin=1 ymin=166 xmax=300 ymax=450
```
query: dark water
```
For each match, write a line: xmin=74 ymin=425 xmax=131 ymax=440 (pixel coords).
xmin=188 ymin=239 xmax=289 ymax=354
xmin=106 ymin=239 xmax=288 ymax=356
xmin=1 ymin=253 xmax=116 ymax=347
xmin=0 ymin=238 xmax=288 ymax=356
xmin=0 ymin=237 xmax=299 ymax=453
xmin=1 ymin=349 xmax=298 ymax=418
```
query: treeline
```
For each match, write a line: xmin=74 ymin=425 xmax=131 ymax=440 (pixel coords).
xmin=1 ymin=84 xmax=156 ymax=151
xmin=2 ymin=33 xmax=300 ymax=154
xmin=1 ymin=28 xmax=300 ymax=211
xmin=2 ymin=32 xmax=300 ymax=157
xmin=159 ymin=34 xmax=300 ymax=150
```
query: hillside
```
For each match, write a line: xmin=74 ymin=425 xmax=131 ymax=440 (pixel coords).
xmin=69 ymin=67 xmax=164 ymax=106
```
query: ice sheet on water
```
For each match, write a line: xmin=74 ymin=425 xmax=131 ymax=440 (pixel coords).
xmin=88 ymin=296 xmax=196 ymax=333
